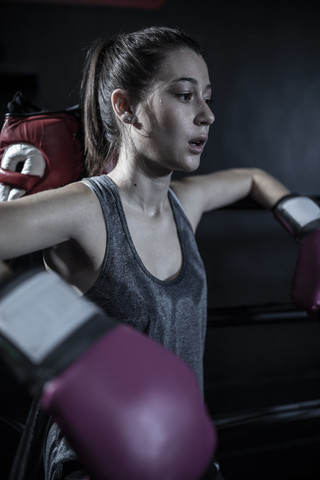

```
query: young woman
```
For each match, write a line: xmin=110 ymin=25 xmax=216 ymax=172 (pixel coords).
xmin=0 ymin=26 xmax=290 ymax=479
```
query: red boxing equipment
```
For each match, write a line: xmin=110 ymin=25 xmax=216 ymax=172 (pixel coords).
xmin=0 ymin=109 xmax=83 ymax=201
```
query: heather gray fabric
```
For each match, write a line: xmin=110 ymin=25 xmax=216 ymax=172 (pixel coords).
xmin=44 ymin=174 xmax=208 ymax=480
xmin=83 ymin=174 xmax=208 ymax=389
xmin=44 ymin=422 xmax=82 ymax=480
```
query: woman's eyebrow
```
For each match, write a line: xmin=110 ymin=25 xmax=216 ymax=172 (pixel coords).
xmin=172 ymin=77 xmax=212 ymax=91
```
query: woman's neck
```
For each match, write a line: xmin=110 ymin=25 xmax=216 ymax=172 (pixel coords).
xmin=108 ymin=163 xmax=172 ymax=217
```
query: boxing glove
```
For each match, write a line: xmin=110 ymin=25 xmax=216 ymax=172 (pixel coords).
xmin=273 ymin=194 xmax=320 ymax=317
xmin=0 ymin=269 xmax=216 ymax=480
xmin=0 ymin=107 xmax=83 ymax=201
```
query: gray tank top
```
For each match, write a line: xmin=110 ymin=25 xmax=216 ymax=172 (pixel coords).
xmin=83 ymin=175 xmax=207 ymax=389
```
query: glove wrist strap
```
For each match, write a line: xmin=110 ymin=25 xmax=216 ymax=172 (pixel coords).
xmin=273 ymin=194 xmax=320 ymax=238
xmin=0 ymin=269 xmax=116 ymax=391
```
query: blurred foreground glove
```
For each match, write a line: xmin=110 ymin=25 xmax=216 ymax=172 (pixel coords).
xmin=0 ymin=269 xmax=216 ymax=480
xmin=273 ymin=194 xmax=320 ymax=318
xmin=0 ymin=94 xmax=84 ymax=201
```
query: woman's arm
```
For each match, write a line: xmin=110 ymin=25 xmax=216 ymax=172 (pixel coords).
xmin=0 ymin=182 xmax=97 ymax=261
xmin=171 ymin=168 xmax=291 ymax=231
xmin=245 ymin=168 xmax=291 ymax=209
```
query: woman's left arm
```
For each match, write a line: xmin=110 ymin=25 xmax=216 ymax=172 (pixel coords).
xmin=171 ymin=168 xmax=291 ymax=231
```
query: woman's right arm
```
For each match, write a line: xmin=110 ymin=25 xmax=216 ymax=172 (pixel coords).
xmin=0 ymin=182 xmax=95 ymax=261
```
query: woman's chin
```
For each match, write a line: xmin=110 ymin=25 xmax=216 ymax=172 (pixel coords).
xmin=180 ymin=156 xmax=201 ymax=173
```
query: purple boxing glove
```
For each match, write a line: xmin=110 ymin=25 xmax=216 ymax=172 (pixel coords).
xmin=0 ymin=269 xmax=216 ymax=480
xmin=273 ymin=194 xmax=320 ymax=317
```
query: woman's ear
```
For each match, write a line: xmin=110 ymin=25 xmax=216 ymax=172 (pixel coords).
xmin=111 ymin=89 xmax=134 ymax=124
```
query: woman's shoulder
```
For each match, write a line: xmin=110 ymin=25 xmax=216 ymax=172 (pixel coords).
xmin=169 ymin=175 xmax=207 ymax=231
xmin=169 ymin=170 xmax=251 ymax=230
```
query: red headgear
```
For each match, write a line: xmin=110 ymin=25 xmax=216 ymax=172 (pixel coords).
xmin=0 ymin=100 xmax=84 ymax=201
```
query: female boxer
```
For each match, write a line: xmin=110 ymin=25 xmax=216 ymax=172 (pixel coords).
xmin=0 ymin=26 xmax=290 ymax=479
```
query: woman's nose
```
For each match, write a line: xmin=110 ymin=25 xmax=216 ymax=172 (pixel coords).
xmin=195 ymin=102 xmax=215 ymax=126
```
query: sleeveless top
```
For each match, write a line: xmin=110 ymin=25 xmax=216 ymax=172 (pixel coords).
xmin=83 ymin=175 xmax=207 ymax=390
xmin=44 ymin=175 xmax=209 ymax=480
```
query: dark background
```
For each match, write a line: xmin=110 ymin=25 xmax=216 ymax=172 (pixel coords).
xmin=1 ymin=2 xmax=320 ymax=479
xmin=1 ymin=0 xmax=320 ymax=309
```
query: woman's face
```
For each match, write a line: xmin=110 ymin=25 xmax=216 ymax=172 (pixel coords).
xmin=130 ymin=48 xmax=215 ymax=175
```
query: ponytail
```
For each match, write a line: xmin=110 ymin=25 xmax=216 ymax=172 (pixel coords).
xmin=81 ymin=39 xmax=118 ymax=176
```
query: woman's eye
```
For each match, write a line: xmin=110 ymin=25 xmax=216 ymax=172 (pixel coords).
xmin=177 ymin=92 xmax=192 ymax=101
xmin=205 ymin=98 xmax=213 ymax=105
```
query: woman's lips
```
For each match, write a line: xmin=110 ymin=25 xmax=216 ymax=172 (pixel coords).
xmin=188 ymin=136 xmax=207 ymax=154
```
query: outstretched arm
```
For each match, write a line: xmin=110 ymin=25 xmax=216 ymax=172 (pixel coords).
xmin=0 ymin=182 xmax=104 ymax=263
xmin=171 ymin=168 xmax=291 ymax=231
xmin=244 ymin=168 xmax=291 ymax=208
xmin=0 ymin=183 xmax=84 ymax=260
